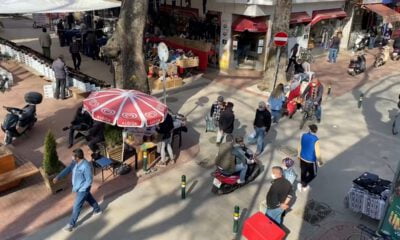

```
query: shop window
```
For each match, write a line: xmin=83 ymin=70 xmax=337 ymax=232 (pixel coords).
xmin=289 ymin=24 xmax=305 ymax=37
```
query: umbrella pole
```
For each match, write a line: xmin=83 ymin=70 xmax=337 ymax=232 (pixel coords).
xmin=162 ymin=69 xmax=167 ymax=105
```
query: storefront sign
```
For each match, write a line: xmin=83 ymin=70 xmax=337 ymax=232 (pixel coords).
xmin=379 ymin=162 xmax=400 ymax=238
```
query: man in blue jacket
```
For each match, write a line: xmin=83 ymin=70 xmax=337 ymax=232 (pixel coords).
xmin=297 ymin=124 xmax=323 ymax=192
xmin=53 ymin=148 xmax=101 ymax=232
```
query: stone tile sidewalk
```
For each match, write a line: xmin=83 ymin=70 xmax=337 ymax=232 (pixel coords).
xmin=0 ymin=61 xmax=199 ymax=240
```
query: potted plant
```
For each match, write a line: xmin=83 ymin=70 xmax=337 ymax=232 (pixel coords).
xmin=104 ymin=125 xmax=123 ymax=161
xmin=39 ymin=131 xmax=68 ymax=194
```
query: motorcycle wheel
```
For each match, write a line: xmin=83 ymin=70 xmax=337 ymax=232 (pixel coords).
xmin=211 ymin=186 xmax=219 ymax=194
xmin=4 ymin=132 xmax=12 ymax=145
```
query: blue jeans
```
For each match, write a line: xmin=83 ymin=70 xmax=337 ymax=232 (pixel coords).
xmin=70 ymin=187 xmax=100 ymax=227
xmin=369 ymin=37 xmax=375 ymax=49
xmin=266 ymin=207 xmax=284 ymax=225
xmin=249 ymin=127 xmax=266 ymax=154
xmin=235 ymin=163 xmax=248 ymax=182
xmin=271 ymin=110 xmax=282 ymax=123
xmin=328 ymin=48 xmax=338 ymax=63
xmin=315 ymin=105 xmax=322 ymax=121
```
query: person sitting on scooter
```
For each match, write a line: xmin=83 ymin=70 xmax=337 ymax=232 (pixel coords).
xmin=215 ymin=135 xmax=248 ymax=184
xmin=232 ymin=137 xmax=255 ymax=164
xmin=65 ymin=105 xmax=93 ymax=148
xmin=301 ymin=75 xmax=324 ymax=123
xmin=231 ymin=136 xmax=249 ymax=184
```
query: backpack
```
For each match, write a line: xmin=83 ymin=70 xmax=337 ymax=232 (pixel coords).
xmin=116 ymin=164 xmax=131 ymax=175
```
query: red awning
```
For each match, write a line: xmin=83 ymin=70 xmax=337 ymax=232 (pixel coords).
xmin=363 ymin=4 xmax=400 ymax=23
xmin=232 ymin=17 xmax=267 ymax=33
xmin=290 ymin=12 xmax=312 ymax=24
xmin=310 ymin=8 xmax=347 ymax=26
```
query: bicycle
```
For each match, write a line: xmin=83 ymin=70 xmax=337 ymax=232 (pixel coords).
xmin=299 ymin=99 xmax=317 ymax=130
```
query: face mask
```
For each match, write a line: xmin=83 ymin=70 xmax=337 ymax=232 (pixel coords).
xmin=271 ymin=173 xmax=277 ymax=180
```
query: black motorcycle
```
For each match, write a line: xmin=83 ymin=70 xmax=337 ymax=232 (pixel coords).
xmin=1 ymin=92 xmax=42 ymax=145
xmin=348 ymin=54 xmax=366 ymax=76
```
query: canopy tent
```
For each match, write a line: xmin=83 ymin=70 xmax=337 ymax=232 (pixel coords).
xmin=0 ymin=0 xmax=121 ymax=14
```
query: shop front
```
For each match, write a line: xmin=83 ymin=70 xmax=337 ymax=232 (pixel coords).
xmin=231 ymin=16 xmax=268 ymax=71
xmin=287 ymin=12 xmax=312 ymax=55
xmin=307 ymin=8 xmax=347 ymax=49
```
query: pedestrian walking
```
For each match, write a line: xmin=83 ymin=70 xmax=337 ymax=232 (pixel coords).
xmin=328 ymin=32 xmax=341 ymax=63
xmin=53 ymin=148 xmax=101 ymax=232
xmin=67 ymin=13 xmax=74 ymax=29
xmin=52 ymin=55 xmax=67 ymax=100
xmin=217 ymin=102 xmax=235 ymax=144
xmin=57 ymin=19 xmax=65 ymax=47
xmin=39 ymin=27 xmax=52 ymax=58
xmin=286 ymin=43 xmax=299 ymax=72
xmin=156 ymin=113 xmax=175 ymax=165
xmin=248 ymin=101 xmax=271 ymax=156
xmin=297 ymin=124 xmax=323 ymax=192
xmin=86 ymin=30 xmax=97 ymax=60
xmin=268 ymin=84 xmax=285 ymax=123
xmin=69 ymin=37 xmax=81 ymax=70
xmin=265 ymin=166 xmax=293 ymax=225
xmin=282 ymin=157 xmax=297 ymax=185
xmin=301 ymin=75 xmax=324 ymax=123
xmin=210 ymin=95 xmax=226 ymax=132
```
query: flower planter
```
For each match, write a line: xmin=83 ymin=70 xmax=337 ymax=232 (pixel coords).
xmin=39 ymin=167 xmax=68 ymax=194
xmin=0 ymin=146 xmax=19 ymax=191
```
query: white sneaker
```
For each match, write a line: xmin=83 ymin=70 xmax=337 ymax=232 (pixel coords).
xmin=303 ymin=185 xmax=311 ymax=192
xmin=63 ymin=224 xmax=74 ymax=232
xmin=237 ymin=179 xmax=244 ymax=184
xmin=297 ymin=183 xmax=303 ymax=192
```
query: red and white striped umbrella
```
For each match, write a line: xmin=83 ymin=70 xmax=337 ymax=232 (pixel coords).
xmin=83 ymin=88 xmax=167 ymax=127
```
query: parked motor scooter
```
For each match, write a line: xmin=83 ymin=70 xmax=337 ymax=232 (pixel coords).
xmin=374 ymin=46 xmax=390 ymax=67
xmin=354 ymin=33 xmax=370 ymax=51
xmin=0 ymin=75 xmax=9 ymax=93
xmin=391 ymin=48 xmax=400 ymax=61
xmin=1 ymin=92 xmax=42 ymax=145
xmin=348 ymin=53 xmax=366 ymax=76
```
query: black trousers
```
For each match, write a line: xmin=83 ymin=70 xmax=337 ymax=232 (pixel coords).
xmin=286 ymin=58 xmax=296 ymax=72
xmin=54 ymin=78 xmax=66 ymax=99
xmin=71 ymin=53 xmax=81 ymax=70
xmin=300 ymin=159 xmax=317 ymax=187
xmin=68 ymin=124 xmax=89 ymax=145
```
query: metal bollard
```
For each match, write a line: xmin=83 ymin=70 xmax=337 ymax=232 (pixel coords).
xmin=233 ymin=205 xmax=240 ymax=234
xmin=358 ymin=93 xmax=364 ymax=108
xmin=143 ymin=151 xmax=148 ymax=172
xmin=181 ymin=175 xmax=186 ymax=199
xmin=327 ymin=85 xmax=332 ymax=95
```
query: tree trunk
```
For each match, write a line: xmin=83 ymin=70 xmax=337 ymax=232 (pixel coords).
xmin=259 ymin=0 xmax=292 ymax=91
xmin=102 ymin=0 xmax=150 ymax=93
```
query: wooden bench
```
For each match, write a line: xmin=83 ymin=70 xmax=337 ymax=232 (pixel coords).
xmin=0 ymin=153 xmax=39 ymax=192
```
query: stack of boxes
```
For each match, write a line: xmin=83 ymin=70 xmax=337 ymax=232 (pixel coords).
xmin=345 ymin=172 xmax=391 ymax=220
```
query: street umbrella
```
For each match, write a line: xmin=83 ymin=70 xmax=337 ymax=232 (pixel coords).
xmin=83 ymin=88 xmax=167 ymax=127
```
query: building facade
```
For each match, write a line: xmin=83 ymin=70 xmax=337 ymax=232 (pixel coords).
xmin=160 ymin=0 xmax=400 ymax=72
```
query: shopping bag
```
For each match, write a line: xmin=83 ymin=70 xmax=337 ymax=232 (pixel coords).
xmin=247 ymin=130 xmax=257 ymax=144
xmin=205 ymin=115 xmax=216 ymax=132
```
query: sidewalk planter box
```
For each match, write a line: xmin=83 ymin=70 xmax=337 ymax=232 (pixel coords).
xmin=0 ymin=146 xmax=19 ymax=192
xmin=39 ymin=167 xmax=68 ymax=194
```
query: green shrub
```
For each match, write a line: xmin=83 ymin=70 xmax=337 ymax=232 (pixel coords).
xmin=104 ymin=125 xmax=123 ymax=148
xmin=42 ymin=131 xmax=62 ymax=175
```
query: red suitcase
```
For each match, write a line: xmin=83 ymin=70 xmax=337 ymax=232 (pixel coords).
xmin=242 ymin=212 xmax=286 ymax=240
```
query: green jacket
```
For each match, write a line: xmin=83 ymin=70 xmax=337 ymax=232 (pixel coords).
xmin=215 ymin=142 xmax=236 ymax=174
